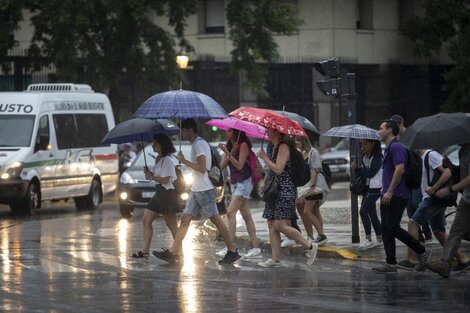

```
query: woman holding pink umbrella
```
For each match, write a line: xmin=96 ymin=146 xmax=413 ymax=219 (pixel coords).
xmin=216 ymin=129 xmax=261 ymax=259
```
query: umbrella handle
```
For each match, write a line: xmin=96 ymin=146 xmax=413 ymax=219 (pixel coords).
xmin=141 ymin=134 xmax=147 ymax=168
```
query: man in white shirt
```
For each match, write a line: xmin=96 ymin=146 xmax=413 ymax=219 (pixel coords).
xmin=153 ymin=119 xmax=240 ymax=264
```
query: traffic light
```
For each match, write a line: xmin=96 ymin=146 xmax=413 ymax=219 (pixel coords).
xmin=211 ymin=126 xmax=218 ymax=132
xmin=314 ymin=57 xmax=341 ymax=97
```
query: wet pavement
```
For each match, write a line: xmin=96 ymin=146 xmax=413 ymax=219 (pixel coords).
xmin=1 ymin=182 xmax=469 ymax=312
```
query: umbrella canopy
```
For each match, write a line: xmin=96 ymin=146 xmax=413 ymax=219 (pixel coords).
xmin=206 ymin=118 xmax=269 ymax=140
xmin=101 ymin=118 xmax=179 ymax=144
xmin=274 ymin=110 xmax=320 ymax=134
xmin=400 ymin=112 xmax=470 ymax=149
xmin=323 ymin=124 xmax=380 ymax=141
xmin=229 ymin=107 xmax=307 ymax=137
xmin=133 ymin=89 xmax=228 ymax=120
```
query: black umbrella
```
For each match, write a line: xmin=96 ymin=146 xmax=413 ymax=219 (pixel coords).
xmin=274 ymin=110 xmax=320 ymax=134
xmin=102 ymin=118 xmax=179 ymax=166
xmin=401 ymin=112 xmax=470 ymax=150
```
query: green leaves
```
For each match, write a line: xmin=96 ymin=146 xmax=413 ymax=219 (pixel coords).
xmin=404 ymin=0 xmax=470 ymax=111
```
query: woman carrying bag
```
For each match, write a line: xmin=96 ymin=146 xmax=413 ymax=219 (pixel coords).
xmin=351 ymin=139 xmax=383 ymax=250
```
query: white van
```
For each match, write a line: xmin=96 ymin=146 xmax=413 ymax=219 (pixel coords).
xmin=0 ymin=83 xmax=119 ymax=215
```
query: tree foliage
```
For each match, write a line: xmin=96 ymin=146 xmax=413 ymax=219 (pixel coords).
xmin=27 ymin=0 xmax=197 ymax=119
xmin=0 ymin=0 xmax=24 ymax=63
xmin=227 ymin=0 xmax=302 ymax=97
xmin=404 ymin=0 xmax=470 ymax=112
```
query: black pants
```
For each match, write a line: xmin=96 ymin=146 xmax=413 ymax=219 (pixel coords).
xmin=380 ymin=196 xmax=425 ymax=265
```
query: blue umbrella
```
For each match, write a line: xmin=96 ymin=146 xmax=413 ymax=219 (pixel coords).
xmin=323 ymin=124 xmax=380 ymax=141
xmin=133 ymin=89 xmax=228 ymax=120
xmin=101 ymin=118 xmax=179 ymax=144
xmin=102 ymin=118 xmax=179 ymax=167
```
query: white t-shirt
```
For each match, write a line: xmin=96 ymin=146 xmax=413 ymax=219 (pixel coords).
xmin=152 ymin=156 xmax=177 ymax=190
xmin=421 ymin=150 xmax=443 ymax=199
xmin=191 ymin=137 xmax=213 ymax=192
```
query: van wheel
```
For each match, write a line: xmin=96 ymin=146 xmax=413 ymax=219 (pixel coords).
xmin=74 ymin=179 xmax=102 ymax=210
xmin=10 ymin=183 xmax=40 ymax=216
xmin=119 ymin=204 xmax=134 ymax=218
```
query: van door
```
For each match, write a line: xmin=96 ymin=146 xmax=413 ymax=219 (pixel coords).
xmin=31 ymin=115 xmax=56 ymax=199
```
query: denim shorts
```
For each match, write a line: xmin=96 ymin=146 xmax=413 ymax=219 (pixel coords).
xmin=183 ymin=188 xmax=219 ymax=219
xmin=230 ymin=177 xmax=253 ymax=199
xmin=410 ymin=196 xmax=446 ymax=233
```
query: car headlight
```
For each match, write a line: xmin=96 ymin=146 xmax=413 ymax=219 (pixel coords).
xmin=184 ymin=173 xmax=193 ymax=185
xmin=120 ymin=172 xmax=138 ymax=184
xmin=0 ymin=161 xmax=24 ymax=179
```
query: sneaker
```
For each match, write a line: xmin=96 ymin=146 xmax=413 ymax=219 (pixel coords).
xmin=258 ymin=259 xmax=282 ymax=268
xmin=415 ymin=249 xmax=430 ymax=271
xmin=359 ymin=239 xmax=376 ymax=250
xmin=153 ymin=249 xmax=177 ymax=263
xmin=426 ymin=259 xmax=451 ymax=278
xmin=215 ymin=247 xmax=227 ymax=257
xmin=313 ymin=234 xmax=328 ymax=246
xmin=305 ymin=243 xmax=318 ymax=265
xmin=372 ymin=263 xmax=397 ymax=273
xmin=218 ymin=250 xmax=241 ymax=264
xmin=454 ymin=260 xmax=470 ymax=271
xmin=280 ymin=237 xmax=296 ymax=248
xmin=397 ymin=259 xmax=416 ymax=270
xmin=244 ymin=248 xmax=261 ymax=259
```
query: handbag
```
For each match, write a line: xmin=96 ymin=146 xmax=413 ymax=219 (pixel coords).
xmin=350 ymin=174 xmax=368 ymax=195
xmin=262 ymin=176 xmax=279 ymax=202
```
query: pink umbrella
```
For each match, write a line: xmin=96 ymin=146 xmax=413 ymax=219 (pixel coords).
xmin=206 ymin=117 xmax=269 ymax=140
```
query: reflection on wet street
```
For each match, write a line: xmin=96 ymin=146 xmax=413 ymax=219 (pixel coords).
xmin=0 ymin=194 xmax=469 ymax=312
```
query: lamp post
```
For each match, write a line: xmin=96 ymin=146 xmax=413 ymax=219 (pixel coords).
xmin=176 ymin=54 xmax=189 ymax=70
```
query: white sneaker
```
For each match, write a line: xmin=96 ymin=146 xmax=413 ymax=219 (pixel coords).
xmin=305 ymin=243 xmax=318 ymax=265
xmin=280 ymin=238 xmax=296 ymax=248
xmin=258 ymin=259 xmax=282 ymax=268
xmin=359 ymin=239 xmax=376 ymax=250
xmin=244 ymin=248 xmax=261 ymax=259
xmin=215 ymin=247 xmax=227 ymax=257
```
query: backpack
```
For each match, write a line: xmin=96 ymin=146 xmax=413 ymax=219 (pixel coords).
xmin=247 ymin=149 xmax=262 ymax=185
xmin=388 ymin=143 xmax=421 ymax=190
xmin=424 ymin=151 xmax=458 ymax=207
xmin=321 ymin=161 xmax=333 ymax=187
xmin=404 ymin=147 xmax=422 ymax=190
xmin=280 ymin=142 xmax=311 ymax=187
xmin=208 ymin=147 xmax=224 ymax=187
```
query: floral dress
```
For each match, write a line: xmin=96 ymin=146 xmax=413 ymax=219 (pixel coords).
xmin=262 ymin=144 xmax=297 ymax=221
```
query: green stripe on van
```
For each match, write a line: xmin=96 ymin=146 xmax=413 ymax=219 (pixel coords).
xmin=24 ymin=159 xmax=64 ymax=168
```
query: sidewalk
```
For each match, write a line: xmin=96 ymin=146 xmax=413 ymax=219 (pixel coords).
xmin=205 ymin=202 xmax=469 ymax=266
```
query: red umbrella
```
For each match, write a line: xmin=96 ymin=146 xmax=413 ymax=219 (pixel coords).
xmin=229 ymin=107 xmax=307 ymax=137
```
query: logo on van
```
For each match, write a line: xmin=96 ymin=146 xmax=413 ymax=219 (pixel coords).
xmin=0 ymin=104 xmax=34 ymax=113
xmin=54 ymin=102 xmax=105 ymax=111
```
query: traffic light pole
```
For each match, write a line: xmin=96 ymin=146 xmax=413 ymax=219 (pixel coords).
xmin=347 ymin=73 xmax=360 ymax=244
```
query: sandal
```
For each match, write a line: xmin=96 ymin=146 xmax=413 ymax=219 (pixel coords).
xmin=131 ymin=251 xmax=149 ymax=259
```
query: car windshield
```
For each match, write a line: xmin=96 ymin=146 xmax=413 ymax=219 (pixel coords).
xmin=333 ymin=138 xmax=349 ymax=151
xmin=0 ymin=115 xmax=35 ymax=147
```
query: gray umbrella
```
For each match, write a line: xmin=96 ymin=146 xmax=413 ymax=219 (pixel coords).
xmin=274 ymin=110 xmax=320 ymax=134
xmin=401 ymin=112 xmax=470 ymax=150
xmin=322 ymin=124 xmax=380 ymax=141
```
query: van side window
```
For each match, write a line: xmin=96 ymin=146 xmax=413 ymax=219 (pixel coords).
xmin=53 ymin=114 xmax=109 ymax=149
xmin=34 ymin=115 xmax=50 ymax=152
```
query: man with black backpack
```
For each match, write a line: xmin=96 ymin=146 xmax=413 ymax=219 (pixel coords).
xmin=372 ymin=119 xmax=427 ymax=273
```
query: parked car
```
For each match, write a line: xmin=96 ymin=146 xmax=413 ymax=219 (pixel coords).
xmin=118 ymin=141 xmax=231 ymax=217
xmin=321 ymin=138 xmax=350 ymax=182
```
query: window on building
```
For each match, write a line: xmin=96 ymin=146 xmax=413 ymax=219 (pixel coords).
xmin=204 ymin=0 xmax=225 ymax=34
xmin=356 ymin=0 xmax=373 ymax=30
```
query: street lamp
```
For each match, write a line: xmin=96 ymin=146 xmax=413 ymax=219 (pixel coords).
xmin=176 ymin=54 xmax=189 ymax=70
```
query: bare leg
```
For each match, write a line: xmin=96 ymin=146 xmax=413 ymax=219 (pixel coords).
xmin=162 ymin=213 xmax=179 ymax=239
xmin=304 ymin=200 xmax=324 ymax=235
xmin=210 ymin=215 xmax=236 ymax=251
xmin=268 ymin=220 xmax=281 ymax=261
xmin=296 ymin=198 xmax=313 ymax=238
xmin=226 ymin=195 xmax=245 ymax=240
xmin=275 ymin=219 xmax=311 ymax=249
xmin=239 ymin=200 xmax=259 ymax=248
xmin=141 ymin=209 xmax=159 ymax=254
xmin=169 ymin=214 xmax=192 ymax=254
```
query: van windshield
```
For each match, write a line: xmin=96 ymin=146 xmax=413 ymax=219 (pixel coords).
xmin=0 ymin=115 xmax=35 ymax=147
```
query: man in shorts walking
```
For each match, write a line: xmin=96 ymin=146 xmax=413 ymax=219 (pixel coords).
xmin=153 ymin=119 xmax=241 ymax=264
